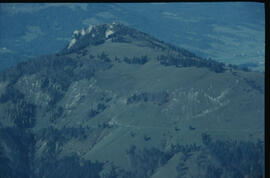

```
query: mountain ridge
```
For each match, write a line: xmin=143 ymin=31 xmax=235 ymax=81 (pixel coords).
xmin=0 ymin=23 xmax=264 ymax=178
xmin=57 ymin=23 xmax=230 ymax=74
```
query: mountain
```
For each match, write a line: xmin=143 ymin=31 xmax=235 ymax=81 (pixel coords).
xmin=0 ymin=23 xmax=264 ymax=178
xmin=0 ymin=3 xmax=265 ymax=72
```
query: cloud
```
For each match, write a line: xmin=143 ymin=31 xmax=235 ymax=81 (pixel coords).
xmin=22 ymin=26 xmax=45 ymax=42
xmin=1 ymin=3 xmax=88 ymax=15
xmin=96 ymin=11 xmax=116 ymax=19
xmin=56 ymin=37 xmax=71 ymax=42
xmin=0 ymin=47 xmax=12 ymax=54
xmin=162 ymin=11 xmax=207 ymax=23
xmin=82 ymin=18 xmax=101 ymax=26
xmin=44 ymin=3 xmax=88 ymax=11
xmin=82 ymin=12 xmax=126 ymax=27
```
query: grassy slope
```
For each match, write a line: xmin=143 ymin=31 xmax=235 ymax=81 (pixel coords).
xmin=36 ymin=40 xmax=262 ymax=170
xmin=0 ymin=36 xmax=264 ymax=175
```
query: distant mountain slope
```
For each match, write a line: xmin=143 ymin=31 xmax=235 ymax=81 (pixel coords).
xmin=0 ymin=23 xmax=264 ymax=178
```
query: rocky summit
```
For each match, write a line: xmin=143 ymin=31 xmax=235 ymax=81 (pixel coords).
xmin=0 ymin=23 xmax=264 ymax=178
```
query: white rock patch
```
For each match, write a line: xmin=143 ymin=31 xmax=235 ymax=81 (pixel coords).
xmin=105 ymin=29 xmax=114 ymax=38
xmin=68 ymin=38 xmax=76 ymax=49
xmin=67 ymin=23 xmax=118 ymax=50
xmin=73 ymin=30 xmax=80 ymax=36
xmin=87 ymin=25 xmax=93 ymax=33
xmin=81 ymin=28 xmax=86 ymax=36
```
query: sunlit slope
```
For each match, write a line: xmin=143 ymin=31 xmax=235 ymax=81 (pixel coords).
xmin=60 ymin=60 xmax=263 ymax=169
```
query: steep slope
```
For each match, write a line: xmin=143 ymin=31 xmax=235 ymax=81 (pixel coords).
xmin=0 ymin=23 xmax=264 ymax=178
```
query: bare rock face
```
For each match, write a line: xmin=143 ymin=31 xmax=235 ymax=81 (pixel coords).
xmin=0 ymin=23 xmax=264 ymax=178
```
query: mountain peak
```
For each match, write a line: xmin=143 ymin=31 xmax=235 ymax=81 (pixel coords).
xmin=61 ymin=22 xmax=163 ymax=56
xmin=64 ymin=22 xmax=126 ymax=51
xmin=57 ymin=23 xmax=230 ymax=73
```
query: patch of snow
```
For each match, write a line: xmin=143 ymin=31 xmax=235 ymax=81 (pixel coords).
xmin=68 ymin=38 xmax=76 ymax=49
xmin=192 ymin=108 xmax=215 ymax=118
xmin=205 ymin=89 xmax=228 ymax=104
xmin=108 ymin=118 xmax=117 ymax=126
xmin=105 ymin=29 xmax=114 ymax=38
xmin=216 ymin=90 xmax=228 ymax=100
